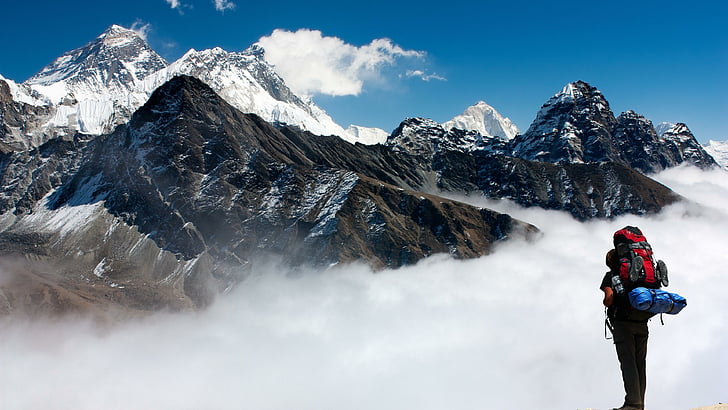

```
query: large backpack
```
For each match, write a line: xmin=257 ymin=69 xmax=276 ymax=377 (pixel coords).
xmin=612 ymin=226 xmax=669 ymax=289
xmin=605 ymin=227 xmax=684 ymax=334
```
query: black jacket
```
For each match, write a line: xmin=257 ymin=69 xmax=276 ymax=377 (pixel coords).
xmin=600 ymin=271 xmax=655 ymax=323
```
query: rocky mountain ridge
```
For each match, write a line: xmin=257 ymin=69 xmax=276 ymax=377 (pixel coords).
xmin=392 ymin=81 xmax=716 ymax=175
xmin=509 ymin=81 xmax=716 ymax=173
xmin=0 ymin=76 xmax=539 ymax=315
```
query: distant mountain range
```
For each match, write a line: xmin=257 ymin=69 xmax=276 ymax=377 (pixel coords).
xmin=0 ymin=25 xmax=722 ymax=315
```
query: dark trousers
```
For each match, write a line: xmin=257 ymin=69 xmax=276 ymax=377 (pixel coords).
xmin=611 ymin=320 xmax=649 ymax=409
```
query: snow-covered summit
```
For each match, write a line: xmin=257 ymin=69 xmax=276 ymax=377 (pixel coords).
xmin=344 ymin=125 xmax=389 ymax=145
xmin=141 ymin=45 xmax=349 ymax=139
xmin=703 ymin=139 xmax=728 ymax=169
xmin=11 ymin=25 xmax=363 ymax=144
xmin=655 ymin=121 xmax=675 ymax=137
xmin=442 ymin=101 xmax=519 ymax=140
xmin=26 ymin=24 xmax=167 ymax=102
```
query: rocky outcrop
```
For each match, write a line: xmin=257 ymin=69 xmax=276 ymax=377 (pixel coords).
xmin=380 ymin=111 xmax=681 ymax=220
xmin=659 ymin=122 xmax=717 ymax=170
xmin=511 ymin=81 xmax=620 ymax=164
xmin=0 ymin=79 xmax=56 ymax=150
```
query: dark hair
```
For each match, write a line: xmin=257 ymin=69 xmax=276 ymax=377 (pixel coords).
xmin=605 ymin=248 xmax=620 ymax=271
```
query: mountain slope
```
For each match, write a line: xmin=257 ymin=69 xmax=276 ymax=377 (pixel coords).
xmin=325 ymin=116 xmax=680 ymax=220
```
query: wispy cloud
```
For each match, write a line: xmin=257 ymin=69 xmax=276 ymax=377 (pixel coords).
xmin=165 ymin=0 xmax=181 ymax=9
xmin=256 ymin=29 xmax=426 ymax=97
xmin=405 ymin=69 xmax=447 ymax=82
xmin=213 ymin=0 xmax=236 ymax=12
xmin=130 ymin=20 xmax=152 ymax=41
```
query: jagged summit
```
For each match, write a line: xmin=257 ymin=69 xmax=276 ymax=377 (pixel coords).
xmin=15 ymin=25 xmax=354 ymax=143
xmin=26 ymin=25 xmax=167 ymax=96
xmin=386 ymin=117 xmax=447 ymax=156
xmin=141 ymin=44 xmax=348 ymax=138
xmin=504 ymin=80 xmax=716 ymax=172
xmin=511 ymin=80 xmax=617 ymax=164
xmin=659 ymin=122 xmax=717 ymax=169
xmin=442 ymin=101 xmax=519 ymax=140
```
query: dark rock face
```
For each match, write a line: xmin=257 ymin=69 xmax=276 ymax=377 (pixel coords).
xmin=0 ymin=80 xmax=56 ymax=151
xmin=379 ymin=110 xmax=680 ymax=220
xmin=512 ymin=81 xmax=620 ymax=164
xmin=660 ymin=123 xmax=717 ymax=170
xmin=612 ymin=111 xmax=679 ymax=173
xmin=472 ymin=155 xmax=678 ymax=219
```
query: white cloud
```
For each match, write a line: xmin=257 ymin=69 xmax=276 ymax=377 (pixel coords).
xmin=213 ymin=0 xmax=235 ymax=12
xmin=256 ymin=29 xmax=426 ymax=97
xmin=405 ymin=69 xmax=447 ymax=82
xmin=165 ymin=0 xmax=180 ymax=8
xmin=1 ymin=166 xmax=727 ymax=410
xmin=130 ymin=20 xmax=151 ymax=41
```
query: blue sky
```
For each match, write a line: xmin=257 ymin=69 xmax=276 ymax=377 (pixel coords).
xmin=1 ymin=0 xmax=726 ymax=142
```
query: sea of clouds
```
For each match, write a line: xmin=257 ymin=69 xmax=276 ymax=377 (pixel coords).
xmin=1 ymin=165 xmax=726 ymax=410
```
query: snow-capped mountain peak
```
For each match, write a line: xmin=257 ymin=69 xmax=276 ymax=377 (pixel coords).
xmin=140 ymin=44 xmax=348 ymax=138
xmin=344 ymin=125 xmax=389 ymax=145
xmin=654 ymin=121 xmax=675 ymax=137
xmin=11 ymin=25 xmax=359 ymax=145
xmin=703 ymin=139 xmax=728 ymax=169
xmin=17 ymin=25 xmax=169 ymax=137
xmin=442 ymin=100 xmax=519 ymax=140
xmin=26 ymin=24 xmax=167 ymax=97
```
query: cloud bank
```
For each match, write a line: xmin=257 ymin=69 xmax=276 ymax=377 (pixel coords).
xmin=1 ymin=165 xmax=726 ymax=410
xmin=256 ymin=29 xmax=430 ymax=97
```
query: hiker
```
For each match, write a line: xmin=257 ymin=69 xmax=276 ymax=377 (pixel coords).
xmin=600 ymin=227 xmax=657 ymax=410
xmin=600 ymin=226 xmax=685 ymax=410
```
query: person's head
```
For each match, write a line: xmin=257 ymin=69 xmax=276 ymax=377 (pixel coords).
xmin=605 ymin=248 xmax=620 ymax=272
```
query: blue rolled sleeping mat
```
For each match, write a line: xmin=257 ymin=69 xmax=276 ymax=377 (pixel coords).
xmin=628 ymin=287 xmax=687 ymax=314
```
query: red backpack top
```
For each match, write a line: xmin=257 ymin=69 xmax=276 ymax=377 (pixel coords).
xmin=613 ymin=226 xmax=668 ymax=288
